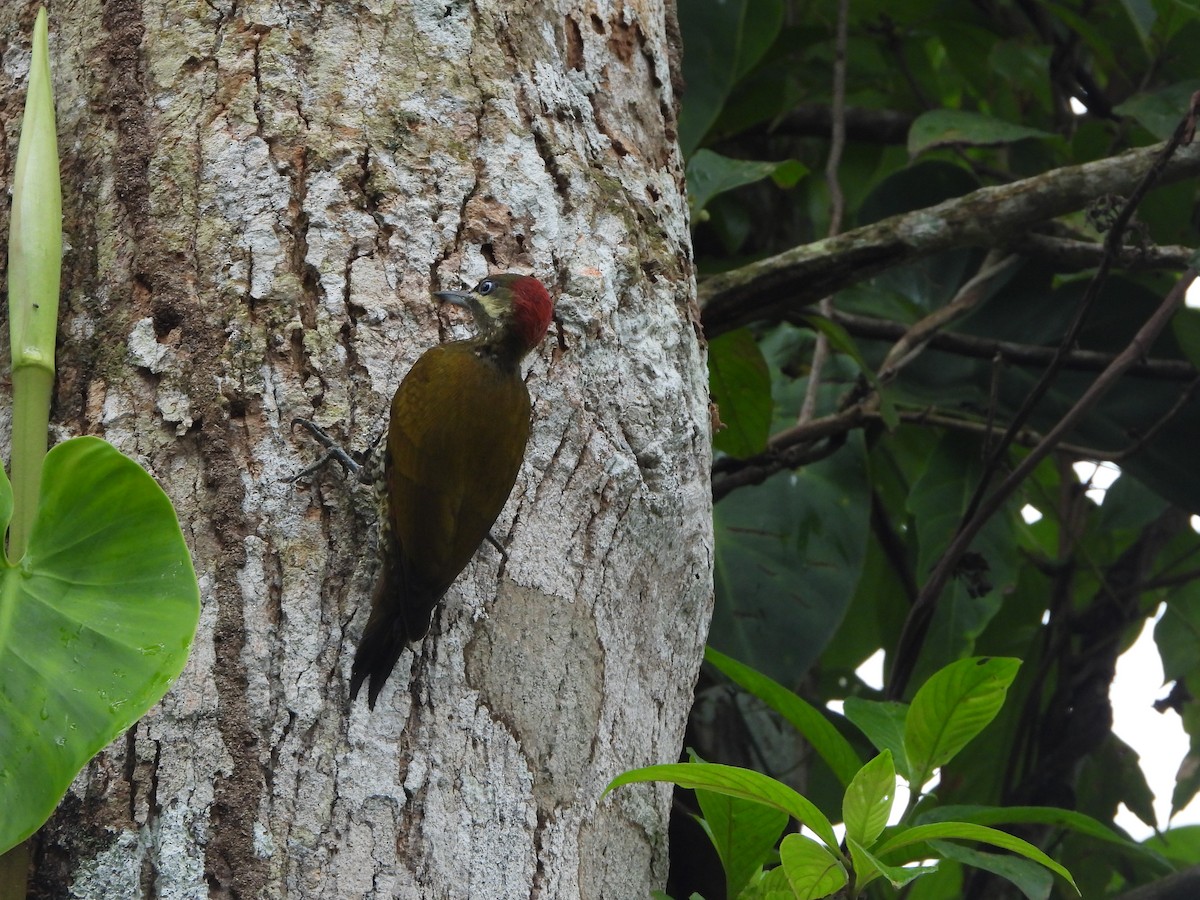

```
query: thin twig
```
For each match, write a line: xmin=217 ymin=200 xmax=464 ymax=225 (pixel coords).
xmin=712 ymin=433 xmax=849 ymax=502
xmin=710 ymin=403 xmax=1118 ymax=503
xmin=798 ymin=0 xmax=850 ymax=425
xmin=1106 ymin=375 xmax=1200 ymax=462
xmin=1008 ymin=233 xmax=1195 ymax=271
xmin=830 ymin=311 xmax=1199 ymax=381
xmin=877 ymin=252 xmax=1018 ymax=382
xmin=825 ymin=0 xmax=849 ymax=239
xmin=1137 ymin=566 xmax=1200 ymax=593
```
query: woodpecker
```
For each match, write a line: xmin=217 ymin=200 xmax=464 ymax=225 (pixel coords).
xmin=292 ymin=274 xmax=554 ymax=708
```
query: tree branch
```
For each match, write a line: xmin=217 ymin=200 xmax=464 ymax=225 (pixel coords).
xmin=699 ymin=140 xmax=1200 ymax=336
xmin=831 ymin=311 xmax=1199 ymax=381
xmin=875 ymin=251 xmax=1018 ymax=383
xmin=752 ymin=103 xmax=913 ymax=144
xmin=1113 ymin=866 xmax=1200 ymax=900
xmin=710 ymin=404 xmax=1112 ymax=503
xmin=1008 ymin=233 xmax=1196 ymax=272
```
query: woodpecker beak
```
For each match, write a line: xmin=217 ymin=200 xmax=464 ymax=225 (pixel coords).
xmin=435 ymin=290 xmax=472 ymax=309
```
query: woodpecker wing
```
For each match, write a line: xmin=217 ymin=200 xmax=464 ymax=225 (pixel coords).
xmin=350 ymin=341 xmax=531 ymax=706
xmin=387 ymin=341 xmax=531 ymax=618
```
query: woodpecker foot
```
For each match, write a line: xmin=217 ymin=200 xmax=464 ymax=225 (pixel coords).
xmin=285 ymin=418 xmax=371 ymax=484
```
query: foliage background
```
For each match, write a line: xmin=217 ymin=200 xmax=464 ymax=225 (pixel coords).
xmin=679 ymin=2 xmax=1200 ymax=898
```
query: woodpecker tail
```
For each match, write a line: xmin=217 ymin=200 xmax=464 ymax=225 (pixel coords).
xmin=349 ymin=578 xmax=409 ymax=710
xmin=349 ymin=564 xmax=443 ymax=708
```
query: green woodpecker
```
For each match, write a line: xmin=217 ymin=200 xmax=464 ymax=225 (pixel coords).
xmin=293 ymin=274 xmax=554 ymax=708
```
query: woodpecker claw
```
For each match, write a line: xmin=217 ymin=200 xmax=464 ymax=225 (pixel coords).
xmin=484 ymin=533 xmax=509 ymax=564
xmin=286 ymin=418 xmax=366 ymax=483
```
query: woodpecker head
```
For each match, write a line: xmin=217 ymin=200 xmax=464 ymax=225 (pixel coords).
xmin=435 ymin=273 xmax=554 ymax=354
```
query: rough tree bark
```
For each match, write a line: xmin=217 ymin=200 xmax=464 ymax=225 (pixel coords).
xmin=1 ymin=0 xmax=711 ymax=896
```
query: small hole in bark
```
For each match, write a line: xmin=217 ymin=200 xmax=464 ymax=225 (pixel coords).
xmin=152 ymin=304 xmax=183 ymax=338
xmin=565 ymin=16 xmax=584 ymax=71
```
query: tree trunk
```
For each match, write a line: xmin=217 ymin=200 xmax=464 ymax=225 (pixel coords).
xmin=4 ymin=0 xmax=711 ymax=896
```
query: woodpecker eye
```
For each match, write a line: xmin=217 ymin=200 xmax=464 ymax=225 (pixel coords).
xmin=477 ymin=279 xmax=495 ymax=295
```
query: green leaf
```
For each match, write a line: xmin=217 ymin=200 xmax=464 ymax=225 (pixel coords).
xmin=705 ymin=647 xmax=863 ymax=787
xmin=907 ymin=434 xmax=986 ymax=580
xmin=1115 ymin=81 xmax=1200 ymax=140
xmin=919 ymin=804 xmax=1171 ymax=870
xmin=778 ymin=833 xmax=847 ymax=900
xmin=1172 ymin=307 xmax=1200 ymax=371
xmin=928 ymin=840 xmax=1052 ymax=900
xmin=695 ymin=782 xmax=788 ymax=899
xmin=875 ymin=822 xmax=1078 ymax=892
xmin=849 ymin=836 xmax=937 ymax=890
xmin=857 ymin=162 xmax=982 ymax=311
xmin=711 ymin=434 xmax=870 ymax=684
xmin=893 ymin=264 xmax=1200 ymax=519
xmin=741 ymin=865 xmax=795 ymax=900
xmin=843 ymin=698 xmax=911 ymax=781
xmin=933 ymin=21 xmax=1000 ymax=104
xmin=0 ymin=437 xmax=200 ymax=854
xmin=1143 ymin=824 xmax=1200 ymax=865
xmin=687 ymin=149 xmax=807 ymax=220
xmin=709 ymin=329 xmax=772 ymax=458
xmin=843 ymin=751 xmax=895 ymax=847
xmin=770 ymin=159 xmax=808 ymax=189
xmin=1119 ymin=0 xmax=1156 ymax=49
xmin=905 ymin=658 xmax=1021 ymax=789
xmin=1174 ymin=693 xmax=1200 ymax=817
xmin=846 ymin=832 xmax=877 ymax=888
xmin=1080 ymin=734 xmax=1157 ymax=831
xmin=901 ymin=437 xmax=1023 ymax=679
xmin=605 ymin=762 xmax=840 ymax=851
xmin=1173 ymin=755 xmax=1200 ymax=824
xmin=677 ymin=0 xmax=785 ymax=156
xmin=908 ymin=110 xmax=1057 ymax=156
xmin=1042 ymin=3 xmax=1117 ymax=68
xmin=902 ymin=856 xmax=963 ymax=900
xmin=1155 ymin=582 xmax=1200 ymax=682
xmin=1094 ymin=468 xmax=1170 ymax=535
xmin=8 ymin=7 xmax=62 ymax=562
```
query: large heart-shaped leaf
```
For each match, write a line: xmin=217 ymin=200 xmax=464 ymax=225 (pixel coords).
xmin=0 ymin=436 xmax=199 ymax=853
xmin=711 ymin=437 xmax=870 ymax=683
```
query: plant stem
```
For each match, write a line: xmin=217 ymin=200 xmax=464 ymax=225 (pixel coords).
xmin=7 ymin=368 xmax=52 ymax=560
xmin=5 ymin=6 xmax=60 ymax=563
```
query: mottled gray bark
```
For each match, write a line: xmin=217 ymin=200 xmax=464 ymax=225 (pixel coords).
xmin=2 ymin=0 xmax=711 ymax=896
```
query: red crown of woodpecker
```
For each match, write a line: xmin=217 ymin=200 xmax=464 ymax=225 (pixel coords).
xmin=509 ymin=276 xmax=554 ymax=351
